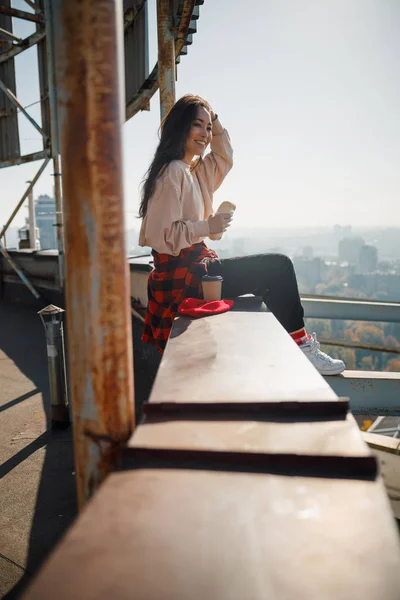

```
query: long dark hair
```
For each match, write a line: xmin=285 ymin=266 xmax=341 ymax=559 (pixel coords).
xmin=139 ymin=94 xmax=210 ymax=218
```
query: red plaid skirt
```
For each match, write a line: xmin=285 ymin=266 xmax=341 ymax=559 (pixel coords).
xmin=142 ymin=242 xmax=219 ymax=352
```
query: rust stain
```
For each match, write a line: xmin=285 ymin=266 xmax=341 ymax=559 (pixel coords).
xmin=56 ymin=0 xmax=134 ymax=510
xmin=157 ymin=0 xmax=176 ymax=118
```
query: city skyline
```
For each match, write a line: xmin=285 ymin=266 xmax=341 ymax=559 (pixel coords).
xmin=0 ymin=0 xmax=399 ymax=231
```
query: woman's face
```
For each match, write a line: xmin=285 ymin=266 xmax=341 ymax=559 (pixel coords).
xmin=184 ymin=105 xmax=212 ymax=161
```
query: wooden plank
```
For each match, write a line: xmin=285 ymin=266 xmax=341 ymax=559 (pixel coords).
xmin=22 ymin=469 xmax=400 ymax=600
xmin=149 ymin=312 xmax=338 ymax=405
xmin=124 ymin=414 xmax=377 ymax=479
xmin=128 ymin=414 xmax=371 ymax=457
xmin=363 ymin=432 xmax=400 ymax=454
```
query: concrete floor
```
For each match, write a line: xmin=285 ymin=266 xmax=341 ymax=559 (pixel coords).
xmin=0 ymin=302 xmax=76 ymax=599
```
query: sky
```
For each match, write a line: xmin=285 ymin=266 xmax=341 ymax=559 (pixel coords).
xmin=1 ymin=0 xmax=399 ymax=231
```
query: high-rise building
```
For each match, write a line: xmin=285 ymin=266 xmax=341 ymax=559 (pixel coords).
xmin=293 ymin=256 xmax=324 ymax=290
xmin=35 ymin=195 xmax=57 ymax=250
xmin=358 ymin=245 xmax=378 ymax=274
xmin=338 ymin=237 xmax=365 ymax=265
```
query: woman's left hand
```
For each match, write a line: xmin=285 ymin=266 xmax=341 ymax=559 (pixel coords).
xmin=210 ymin=109 xmax=218 ymax=123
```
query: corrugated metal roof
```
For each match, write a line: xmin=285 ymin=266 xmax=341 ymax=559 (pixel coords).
xmin=0 ymin=0 xmax=20 ymax=163
xmin=124 ymin=0 xmax=149 ymax=107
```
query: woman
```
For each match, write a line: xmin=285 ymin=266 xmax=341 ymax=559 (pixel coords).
xmin=139 ymin=94 xmax=345 ymax=375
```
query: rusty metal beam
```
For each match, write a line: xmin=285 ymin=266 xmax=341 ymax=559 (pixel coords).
xmin=0 ymin=148 xmax=49 ymax=168
xmin=0 ymin=77 xmax=47 ymax=139
xmin=175 ymin=0 xmax=195 ymax=54
xmin=23 ymin=0 xmax=41 ymax=12
xmin=126 ymin=0 xmax=195 ymax=121
xmin=157 ymin=0 xmax=176 ymax=120
xmin=125 ymin=63 xmax=158 ymax=120
xmin=0 ymin=157 xmax=49 ymax=240
xmin=0 ymin=29 xmax=45 ymax=64
xmin=52 ymin=0 xmax=135 ymax=509
xmin=0 ymin=243 xmax=40 ymax=298
xmin=124 ymin=2 xmax=145 ymax=31
xmin=0 ymin=5 xmax=44 ymax=24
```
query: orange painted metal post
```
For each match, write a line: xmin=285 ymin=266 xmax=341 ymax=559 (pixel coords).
xmin=157 ymin=0 xmax=176 ymax=120
xmin=52 ymin=0 xmax=135 ymax=509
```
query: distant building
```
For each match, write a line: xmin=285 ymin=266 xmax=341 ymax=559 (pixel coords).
xmin=302 ymin=246 xmax=313 ymax=259
xmin=358 ymin=245 xmax=378 ymax=274
xmin=338 ymin=237 xmax=365 ymax=265
xmin=35 ymin=195 xmax=57 ymax=250
xmin=293 ymin=256 xmax=324 ymax=290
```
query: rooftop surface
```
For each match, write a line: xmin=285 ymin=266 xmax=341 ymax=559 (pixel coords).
xmin=0 ymin=302 xmax=76 ymax=599
xmin=0 ymin=297 xmax=399 ymax=599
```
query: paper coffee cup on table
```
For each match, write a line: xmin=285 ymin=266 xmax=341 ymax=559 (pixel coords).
xmin=209 ymin=201 xmax=236 ymax=241
xmin=201 ymin=275 xmax=223 ymax=301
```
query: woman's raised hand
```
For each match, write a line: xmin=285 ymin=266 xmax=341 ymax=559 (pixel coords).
xmin=209 ymin=108 xmax=218 ymax=123
xmin=208 ymin=212 xmax=232 ymax=235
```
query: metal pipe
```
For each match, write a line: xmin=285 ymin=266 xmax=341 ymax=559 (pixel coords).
xmin=318 ymin=337 xmax=400 ymax=355
xmin=44 ymin=0 xmax=64 ymax=285
xmin=0 ymin=158 xmax=50 ymax=241
xmin=367 ymin=416 xmax=386 ymax=433
xmin=38 ymin=305 xmax=70 ymax=428
xmin=0 ymin=243 xmax=40 ymax=298
xmin=302 ymin=295 xmax=400 ymax=323
xmin=52 ymin=156 xmax=64 ymax=288
xmin=27 ymin=185 xmax=37 ymax=250
xmin=157 ymin=0 xmax=176 ymax=120
xmin=53 ymin=0 xmax=135 ymax=508
xmin=0 ymin=78 xmax=47 ymax=140
xmin=0 ymin=30 xmax=45 ymax=64
xmin=0 ymin=6 xmax=44 ymax=23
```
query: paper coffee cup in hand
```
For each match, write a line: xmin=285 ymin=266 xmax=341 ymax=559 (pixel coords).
xmin=209 ymin=201 xmax=236 ymax=241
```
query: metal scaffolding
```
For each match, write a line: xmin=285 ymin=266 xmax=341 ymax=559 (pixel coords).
xmin=0 ymin=0 xmax=63 ymax=292
xmin=0 ymin=0 xmax=204 ymax=505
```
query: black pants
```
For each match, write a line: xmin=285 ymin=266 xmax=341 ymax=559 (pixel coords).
xmin=208 ymin=253 xmax=305 ymax=333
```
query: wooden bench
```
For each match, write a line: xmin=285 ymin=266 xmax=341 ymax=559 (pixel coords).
xmin=22 ymin=308 xmax=400 ymax=599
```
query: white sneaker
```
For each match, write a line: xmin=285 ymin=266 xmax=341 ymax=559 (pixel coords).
xmin=300 ymin=333 xmax=345 ymax=375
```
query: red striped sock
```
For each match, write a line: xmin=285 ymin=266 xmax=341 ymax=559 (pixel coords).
xmin=290 ymin=328 xmax=311 ymax=346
